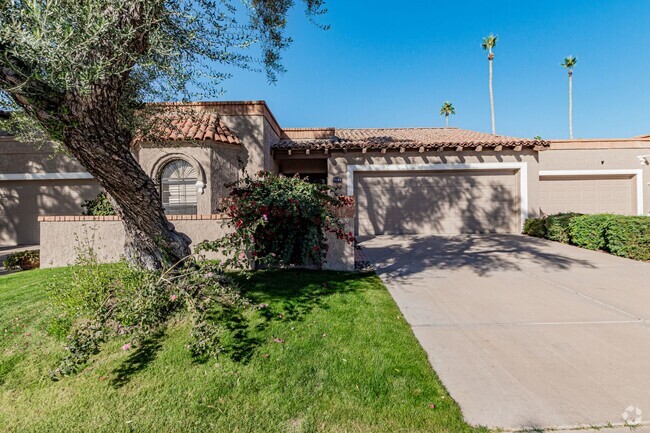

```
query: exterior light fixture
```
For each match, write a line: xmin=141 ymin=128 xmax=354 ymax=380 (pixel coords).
xmin=637 ymin=155 xmax=650 ymax=165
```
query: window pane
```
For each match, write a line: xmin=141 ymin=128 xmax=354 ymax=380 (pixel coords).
xmin=159 ymin=160 xmax=198 ymax=215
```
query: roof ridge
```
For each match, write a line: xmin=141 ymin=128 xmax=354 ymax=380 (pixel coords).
xmin=337 ymin=127 xmax=459 ymax=131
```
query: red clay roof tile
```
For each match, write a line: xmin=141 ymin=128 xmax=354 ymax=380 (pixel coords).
xmin=141 ymin=111 xmax=241 ymax=144
xmin=273 ymin=127 xmax=548 ymax=150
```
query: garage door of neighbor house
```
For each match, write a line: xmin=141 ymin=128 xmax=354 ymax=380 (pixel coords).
xmin=0 ymin=179 xmax=100 ymax=246
xmin=539 ymin=175 xmax=636 ymax=215
xmin=355 ymin=170 xmax=520 ymax=236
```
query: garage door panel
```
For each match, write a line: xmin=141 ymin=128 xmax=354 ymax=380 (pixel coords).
xmin=356 ymin=170 xmax=520 ymax=236
xmin=539 ymin=176 xmax=635 ymax=215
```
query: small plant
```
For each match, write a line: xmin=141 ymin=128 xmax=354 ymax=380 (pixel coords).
xmin=82 ymin=192 xmax=115 ymax=216
xmin=199 ymin=171 xmax=354 ymax=269
xmin=3 ymin=250 xmax=39 ymax=270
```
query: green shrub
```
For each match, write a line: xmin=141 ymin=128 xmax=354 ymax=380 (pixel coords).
xmin=523 ymin=217 xmax=546 ymax=237
xmin=545 ymin=213 xmax=581 ymax=244
xmin=523 ymin=212 xmax=650 ymax=262
xmin=604 ymin=216 xmax=650 ymax=261
xmin=569 ymin=214 xmax=615 ymax=251
xmin=82 ymin=192 xmax=115 ymax=216
xmin=199 ymin=171 xmax=354 ymax=269
xmin=3 ymin=250 xmax=39 ymax=270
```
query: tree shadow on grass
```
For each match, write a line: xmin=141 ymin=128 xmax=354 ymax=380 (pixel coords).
xmin=238 ymin=270 xmax=373 ymax=330
xmin=215 ymin=305 xmax=260 ymax=364
xmin=110 ymin=329 xmax=165 ymax=389
xmin=108 ymin=270 xmax=373 ymax=374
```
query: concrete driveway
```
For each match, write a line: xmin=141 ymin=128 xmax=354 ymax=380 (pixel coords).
xmin=360 ymin=234 xmax=650 ymax=431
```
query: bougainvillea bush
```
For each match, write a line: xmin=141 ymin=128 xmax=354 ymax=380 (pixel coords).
xmin=199 ymin=172 xmax=354 ymax=269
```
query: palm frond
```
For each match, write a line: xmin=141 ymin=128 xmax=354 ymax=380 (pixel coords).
xmin=561 ymin=55 xmax=577 ymax=69
xmin=439 ymin=101 xmax=456 ymax=116
xmin=481 ymin=34 xmax=497 ymax=50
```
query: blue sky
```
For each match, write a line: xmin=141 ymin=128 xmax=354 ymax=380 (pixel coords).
xmin=219 ymin=0 xmax=650 ymax=139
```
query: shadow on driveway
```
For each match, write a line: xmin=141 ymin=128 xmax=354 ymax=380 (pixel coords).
xmin=360 ymin=234 xmax=596 ymax=278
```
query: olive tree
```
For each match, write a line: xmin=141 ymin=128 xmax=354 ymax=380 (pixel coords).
xmin=0 ymin=0 xmax=326 ymax=269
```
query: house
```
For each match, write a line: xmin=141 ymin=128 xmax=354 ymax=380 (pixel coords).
xmin=1 ymin=100 xmax=649 ymax=247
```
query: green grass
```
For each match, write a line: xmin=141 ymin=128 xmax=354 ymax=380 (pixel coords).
xmin=0 ymin=267 xmax=483 ymax=433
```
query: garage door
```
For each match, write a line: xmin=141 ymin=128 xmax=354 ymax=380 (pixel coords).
xmin=0 ymin=179 xmax=100 ymax=246
xmin=539 ymin=175 xmax=636 ymax=215
xmin=355 ymin=170 xmax=520 ymax=236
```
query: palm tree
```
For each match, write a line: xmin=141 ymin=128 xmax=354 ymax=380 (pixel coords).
xmin=439 ymin=101 xmax=456 ymax=127
xmin=561 ymin=55 xmax=578 ymax=139
xmin=481 ymin=34 xmax=498 ymax=134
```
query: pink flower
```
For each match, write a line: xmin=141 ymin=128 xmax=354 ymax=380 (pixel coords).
xmin=205 ymin=272 xmax=214 ymax=278
xmin=262 ymin=353 xmax=270 ymax=358
xmin=258 ymin=303 xmax=269 ymax=309
xmin=262 ymin=214 xmax=268 ymax=222
xmin=239 ymin=252 xmax=246 ymax=260
xmin=273 ymin=337 xmax=285 ymax=344
xmin=429 ymin=404 xmax=436 ymax=409
xmin=170 ymin=294 xmax=178 ymax=301
xmin=122 ymin=343 xmax=132 ymax=351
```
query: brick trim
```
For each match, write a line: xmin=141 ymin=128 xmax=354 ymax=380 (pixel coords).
xmin=38 ymin=214 xmax=230 ymax=222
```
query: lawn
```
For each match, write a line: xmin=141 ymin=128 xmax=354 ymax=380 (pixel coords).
xmin=0 ymin=267 xmax=483 ymax=433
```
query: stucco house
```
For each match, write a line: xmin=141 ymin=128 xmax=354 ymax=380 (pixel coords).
xmin=1 ymin=100 xmax=649 ymax=247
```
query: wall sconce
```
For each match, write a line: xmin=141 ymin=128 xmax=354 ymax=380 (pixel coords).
xmin=637 ymin=155 xmax=650 ymax=165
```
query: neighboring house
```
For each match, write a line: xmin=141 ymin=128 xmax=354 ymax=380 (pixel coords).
xmin=1 ymin=100 xmax=649 ymax=246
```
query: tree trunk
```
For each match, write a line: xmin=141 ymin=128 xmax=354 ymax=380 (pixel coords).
xmin=58 ymin=89 xmax=191 ymax=270
xmin=445 ymin=115 xmax=449 ymax=127
xmin=488 ymin=52 xmax=496 ymax=135
xmin=568 ymin=70 xmax=573 ymax=139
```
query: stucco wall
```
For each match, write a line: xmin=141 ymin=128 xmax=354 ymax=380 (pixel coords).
xmin=210 ymin=146 xmax=244 ymax=211
xmin=136 ymin=144 xmax=213 ymax=214
xmin=136 ymin=142 xmax=246 ymax=214
xmin=0 ymin=138 xmax=100 ymax=246
xmin=0 ymin=139 xmax=87 ymax=174
xmin=218 ymin=114 xmax=267 ymax=176
xmin=326 ymin=149 xmax=541 ymax=219
xmin=539 ymin=147 xmax=650 ymax=215
xmin=39 ymin=216 xmax=233 ymax=268
xmin=39 ymin=215 xmax=355 ymax=271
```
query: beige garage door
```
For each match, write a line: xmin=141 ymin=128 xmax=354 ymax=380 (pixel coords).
xmin=0 ymin=179 xmax=100 ymax=246
xmin=539 ymin=175 xmax=636 ymax=215
xmin=355 ymin=170 xmax=520 ymax=236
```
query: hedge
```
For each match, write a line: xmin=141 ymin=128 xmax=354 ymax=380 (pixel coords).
xmin=569 ymin=214 xmax=616 ymax=251
xmin=523 ymin=213 xmax=650 ymax=261
xmin=544 ymin=213 xmax=580 ymax=244
xmin=604 ymin=216 xmax=650 ymax=261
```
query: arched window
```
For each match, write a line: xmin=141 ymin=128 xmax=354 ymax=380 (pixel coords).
xmin=159 ymin=159 xmax=198 ymax=215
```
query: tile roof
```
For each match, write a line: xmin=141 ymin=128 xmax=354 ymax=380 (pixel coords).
xmin=141 ymin=111 xmax=241 ymax=144
xmin=274 ymin=127 xmax=548 ymax=151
